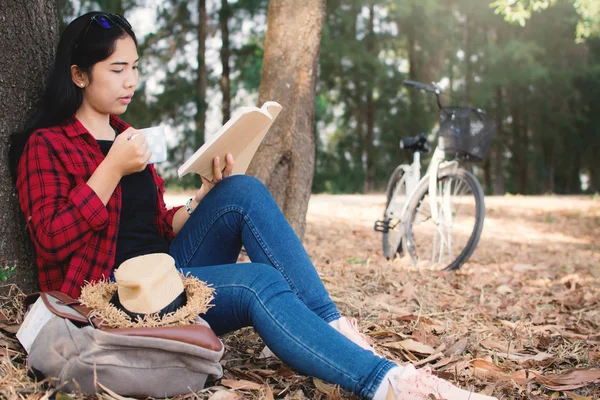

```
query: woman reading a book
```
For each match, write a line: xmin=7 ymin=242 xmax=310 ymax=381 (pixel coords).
xmin=9 ymin=12 xmax=494 ymax=400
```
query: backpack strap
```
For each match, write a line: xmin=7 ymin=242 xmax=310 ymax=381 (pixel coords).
xmin=24 ymin=291 xmax=222 ymax=351
xmin=105 ymin=325 xmax=223 ymax=351
xmin=45 ymin=291 xmax=100 ymax=326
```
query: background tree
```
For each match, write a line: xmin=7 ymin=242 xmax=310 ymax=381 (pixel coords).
xmin=491 ymin=0 xmax=599 ymax=40
xmin=247 ymin=0 xmax=327 ymax=239
xmin=47 ymin=0 xmax=600 ymax=201
xmin=0 ymin=0 xmax=59 ymax=293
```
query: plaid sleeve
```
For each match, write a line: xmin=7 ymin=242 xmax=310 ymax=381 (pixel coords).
xmin=16 ymin=132 xmax=109 ymax=262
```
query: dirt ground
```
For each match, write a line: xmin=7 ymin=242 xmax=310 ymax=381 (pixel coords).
xmin=299 ymin=194 xmax=600 ymax=398
xmin=1 ymin=194 xmax=599 ymax=399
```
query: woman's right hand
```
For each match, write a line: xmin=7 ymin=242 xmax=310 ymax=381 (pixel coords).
xmin=105 ymin=127 xmax=152 ymax=177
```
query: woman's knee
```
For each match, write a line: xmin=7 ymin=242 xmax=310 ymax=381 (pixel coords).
xmin=220 ymin=175 xmax=269 ymax=196
xmin=244 ymin=263 xmax=293 ymax=301
xmin=209 ymin=175 xmax=273 ymax=209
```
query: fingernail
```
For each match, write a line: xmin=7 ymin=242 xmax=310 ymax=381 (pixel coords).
xmin=215 ymin=156 xmax=219 ymax=164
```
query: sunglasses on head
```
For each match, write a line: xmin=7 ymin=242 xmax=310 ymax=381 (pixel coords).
xmin=76 ymin=13 xmax=132 ymax=49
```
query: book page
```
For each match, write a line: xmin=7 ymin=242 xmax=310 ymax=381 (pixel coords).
xmin=178 ymin=101 xmax=283 ymax=181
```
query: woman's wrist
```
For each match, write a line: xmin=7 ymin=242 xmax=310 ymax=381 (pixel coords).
xmin=185 ymin=197 xmax=198 ymax=215
xmin=101 ymin=155 xmax=124 ymax=180
xmin=87 ymin=159 xmax=123 ymax=206
xmin=185 ymin=197 xmax=200 ymax=215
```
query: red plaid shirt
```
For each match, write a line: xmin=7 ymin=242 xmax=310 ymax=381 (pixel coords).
xmin=16 ymin=115 xmax=182 ymax=298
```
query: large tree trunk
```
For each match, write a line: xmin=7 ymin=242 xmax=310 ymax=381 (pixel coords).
xmin=196 ymin=0 xmax=208 ymax=147
xmin=219 ymin=0 xmax=231 ymax=124
xmin=247 ymin=0 xmax=325 ymax=239
xmin=0 ymin=0 xmax=58 ymax=294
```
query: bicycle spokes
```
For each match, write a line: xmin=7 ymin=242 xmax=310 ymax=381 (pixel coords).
xmin=407 ymin=172 xmax=479 ymax=270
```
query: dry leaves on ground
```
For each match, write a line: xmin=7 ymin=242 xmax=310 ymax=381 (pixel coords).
xmin=1 ymin=194 xmax=599 ymax=399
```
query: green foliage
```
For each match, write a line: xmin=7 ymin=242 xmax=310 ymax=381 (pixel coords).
xmin=233 ymin=43 xmax=264 ymax=92
xmin=0 ymin=263 xmax=17 ymax=282
xmin=56 ymin=0 xmax=600 ymax=195
xmin=491 ymin=0 xmax=600 ymax=40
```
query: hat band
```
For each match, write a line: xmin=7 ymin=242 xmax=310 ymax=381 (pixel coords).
xmin=109 ymin=290 xmax=188 ymax=320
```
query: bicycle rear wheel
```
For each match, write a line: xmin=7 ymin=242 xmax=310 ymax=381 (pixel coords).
xmin=382 ymin=167 xmax=408 ymax=259
xmin=404 ymin=169 xmax=484 ymax=270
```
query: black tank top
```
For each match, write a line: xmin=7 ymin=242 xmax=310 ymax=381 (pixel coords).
xmin=97 ymin=139 xmax=170 ymax=269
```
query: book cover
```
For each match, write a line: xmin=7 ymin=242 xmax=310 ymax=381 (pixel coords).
xmin=177 ymin=101 xmax=283 ymax=181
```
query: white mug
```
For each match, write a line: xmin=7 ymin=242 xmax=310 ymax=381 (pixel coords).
xmin=139 ymin=126 xmax=167 ymax=164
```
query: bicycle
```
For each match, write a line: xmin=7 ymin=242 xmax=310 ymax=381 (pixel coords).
xmin=374 ymin=80 xmax=496 ymax=270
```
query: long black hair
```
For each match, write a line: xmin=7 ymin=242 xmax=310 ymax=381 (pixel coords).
xmin=8 ymin=11 xmax=138 ymax=183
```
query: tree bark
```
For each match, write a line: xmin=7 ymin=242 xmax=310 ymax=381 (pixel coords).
xmin=519 ymin=105 xmax=529 ymax=194
xmin=247 ymin=0 xmax=325 ymax=239
xmin=483 ymin=156 xmax=492 ymax=195
xmin=219 ymin=0 xmax=231 ymax=124
xmin=540 ymin=118 xmax=555 ymax=193
xmin=494 ymin=86 xmax=505 ymax=194
xmin=510 ymin=92 xmax=528 ymax=195
xmin=464 ymin=14 xmax=472 ymax=105
xmin=0 ymin=0 xmax=59 ymax=294
xmin=590 ymin=165 xmax=599 ymax=193
xmin=351 ymin=1 xmax=364 ymax=189
xmin=363 ymin=2 xmax=375 ymax=193
xmin=406 ymin=13 xmax=424 ymax=134
xmin=196 ymin=0 xmax=208 ymax=147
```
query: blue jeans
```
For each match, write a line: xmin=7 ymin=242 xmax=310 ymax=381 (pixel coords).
xmin=168 ymin=175 xmax=395 ymax=399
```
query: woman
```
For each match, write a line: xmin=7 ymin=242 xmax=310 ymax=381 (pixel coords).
xmin=9 ymin=12 xmax=495 ymax=400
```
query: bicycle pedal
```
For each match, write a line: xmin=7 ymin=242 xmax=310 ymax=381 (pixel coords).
xmin=374 ymin=220 xmax=389 ymax=233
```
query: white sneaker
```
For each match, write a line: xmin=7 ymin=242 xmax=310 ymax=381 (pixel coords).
xmin=388 ymin=364 xmax=497 ymax=400
xmin=337 ymin=317 xmax=379 ymax=355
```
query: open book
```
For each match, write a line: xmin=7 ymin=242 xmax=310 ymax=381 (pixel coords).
xmin=177 ymin=101 xmax=283 ymax=181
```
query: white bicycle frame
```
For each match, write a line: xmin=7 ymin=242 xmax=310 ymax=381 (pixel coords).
xmin=385 ymin=141 xmax=459 ymax=265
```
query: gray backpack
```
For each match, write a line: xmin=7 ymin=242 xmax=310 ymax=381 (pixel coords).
xmin=24 ymin=291 xmax=224 ymax=398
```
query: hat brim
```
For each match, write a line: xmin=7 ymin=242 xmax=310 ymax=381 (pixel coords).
xmin=79 ymin=274 xmax=215 ymax=329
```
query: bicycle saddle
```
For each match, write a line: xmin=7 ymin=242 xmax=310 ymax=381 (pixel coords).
xmin=400 ymin=133 xmax=430 ymax=153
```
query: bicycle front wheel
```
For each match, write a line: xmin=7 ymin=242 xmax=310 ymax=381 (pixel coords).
xmin=382 ymin=166 xmax=408 ymax=259
xmin=404 ymin=169 xmax=485 ymax=270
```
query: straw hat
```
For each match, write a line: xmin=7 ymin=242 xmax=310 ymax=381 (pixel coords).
xmin=79 ymin=253 xmax=214 ymax=329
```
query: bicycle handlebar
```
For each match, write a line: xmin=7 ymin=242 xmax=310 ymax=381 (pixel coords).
xmin=404 ymin=80 xmax=444 ymax=110
xmin=403 ymin=80 xmax=438 ymax=93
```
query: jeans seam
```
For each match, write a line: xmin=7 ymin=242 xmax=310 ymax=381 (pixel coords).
xmin=181 ymin=206 xmax=330 ymax=315
xmin=322 ymin=312 xmax=342 ymax=324
xmin=240 ymin=213 xmax=304 ymax=301
xmin=216 ymin=282 xmax=363 ymax=386
xmin=180 ymin=206 xmax=242 ymax=269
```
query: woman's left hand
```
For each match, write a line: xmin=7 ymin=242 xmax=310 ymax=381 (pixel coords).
xmin=194 ymin=154 xmax=235 ymax=202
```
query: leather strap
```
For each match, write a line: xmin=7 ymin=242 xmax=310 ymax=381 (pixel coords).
xmin=24 ymin=291 xmax=222 ymax=351
xmin=105 ymin=325 xmax=223 ymax=351
xmin=45 ymin=291 xmax=101 ymax=326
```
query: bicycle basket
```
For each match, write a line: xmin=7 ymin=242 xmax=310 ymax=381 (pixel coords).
xmin=438 ymin=107 xmax=497 ymax=162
